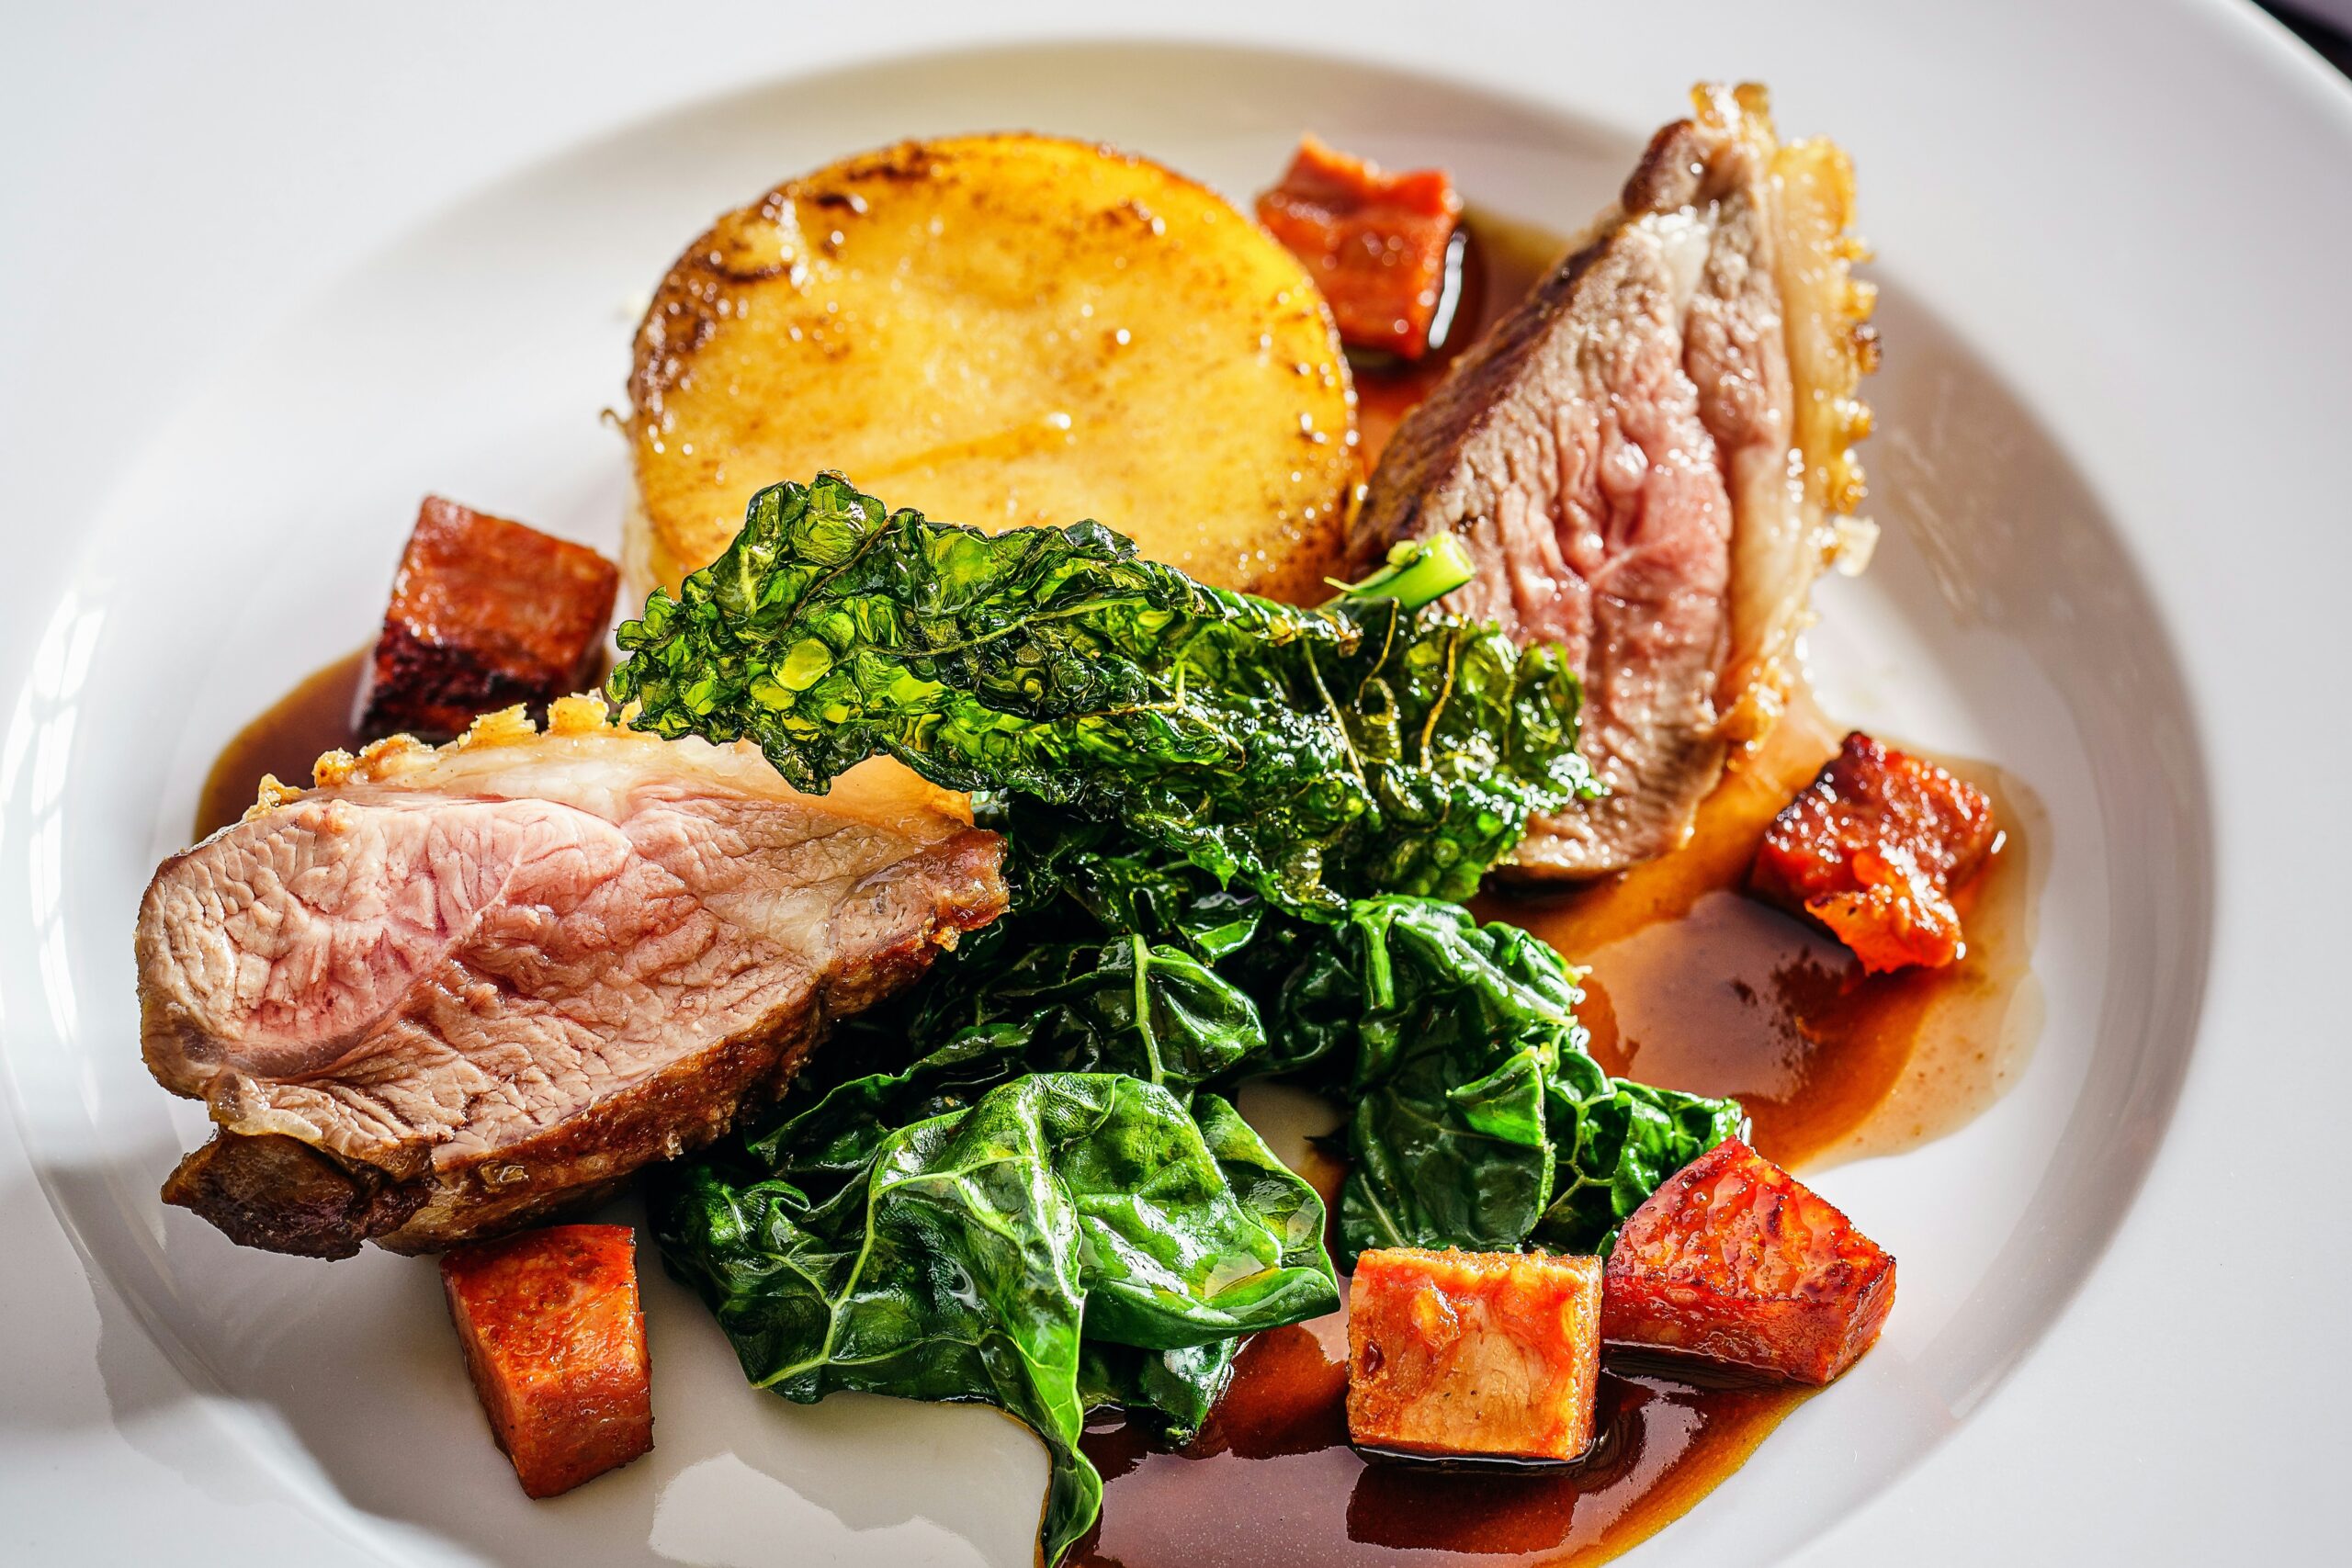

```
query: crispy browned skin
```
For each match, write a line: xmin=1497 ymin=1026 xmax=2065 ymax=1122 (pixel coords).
xmin=1347 ymin=1247 xmax=1603 ymax=1461
xmin=1601 ymin=1138 xmax=1894 ymax=1384
xmin=357 ymin=497 xmax=619 ymax=741
xmin=441 ymin=1224 xmax=652 ymax=1498
xmin=1749 ymin=731 xmax=1997 ymax=972
xmin=161 ymin=1133 xmax=425 ymax=1259
xmin=1256 ymin=135 xmax=1462 ymax=360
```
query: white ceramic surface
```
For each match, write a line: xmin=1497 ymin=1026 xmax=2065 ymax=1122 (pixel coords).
xmin=4 ymin=4 xmax=2346 ymax=1564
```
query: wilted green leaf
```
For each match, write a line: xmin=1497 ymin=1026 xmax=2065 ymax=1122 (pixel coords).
xmin=1269 ymin=897 xmax=1744 ymax=1263
xmin=655 ymin=1074 xmax=1336 ymax=1567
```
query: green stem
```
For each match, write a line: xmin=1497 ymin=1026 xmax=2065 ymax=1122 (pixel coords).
xmin=1329 ymin=536 xmax=1476 ymax=611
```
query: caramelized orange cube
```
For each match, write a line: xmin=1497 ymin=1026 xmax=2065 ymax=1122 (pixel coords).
xmin=440 ymin=1224 xmax=652 ymax=1497
xmin=1602 ymin=1139 xmax=1894 ymax=1384
xmin=358 ymin=496 xmax=620 ymax=740
xmin=1346 ymin=1247 xmax=1602 ymax=1461
xmin=1257 ymin=135 xmax=1463 ymax=359
xmin=1749 ymin=730 xmax=1998 ymax=973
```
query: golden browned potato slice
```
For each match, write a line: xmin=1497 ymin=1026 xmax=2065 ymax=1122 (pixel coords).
xmin=625 ymin=133 xmax=1360 ymax=603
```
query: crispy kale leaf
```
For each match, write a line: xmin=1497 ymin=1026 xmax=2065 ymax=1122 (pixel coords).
xmin=989 ymin=801 xmax=1270 ymax=963
xmin=654 ymin=1074 xmax=1335 ymax=1567
xmin=608 ymin=474 xmax=1594 ymax=913
xmin=1272 ymin=897 xmax=1746 ymax=1261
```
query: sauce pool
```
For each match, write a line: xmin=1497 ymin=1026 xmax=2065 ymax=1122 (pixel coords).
xmin=1079 ymin=1321 xmax=1806 ymax=1568
xmin=1489 ymin=686 xmax=2045 ymax=1173
xmin=198 ymin=660 xmax=2038 ymax=1568
xmin=193 ymin=647 xmax=368 ymax=840
xmin=1075 ymin=208 xmax=2044 ymax=1564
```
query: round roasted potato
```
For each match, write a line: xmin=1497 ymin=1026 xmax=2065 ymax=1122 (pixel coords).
xmin=624 ymin=133 xmax=1360 ymax=604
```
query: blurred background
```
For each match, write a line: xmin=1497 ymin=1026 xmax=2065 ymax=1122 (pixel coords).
xmin=2269 ymin=1 xmax=2352 ymax=68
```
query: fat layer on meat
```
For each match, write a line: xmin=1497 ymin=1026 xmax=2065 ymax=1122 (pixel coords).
xmin=140 ymin=696 xmax=1006 ymax=1257
xmin=1354 ymin=85 xmax=1876 ymax=877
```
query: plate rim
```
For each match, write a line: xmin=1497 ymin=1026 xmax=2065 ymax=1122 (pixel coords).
xmin=2 ymin=3 xmax=2346 ymax=1562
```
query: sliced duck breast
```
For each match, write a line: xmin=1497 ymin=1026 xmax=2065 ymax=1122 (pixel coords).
xmin=1355 ymin=85 xmax=1876 ymax=876
xmin=139 ymin=697 xmax=1005 ymax=1257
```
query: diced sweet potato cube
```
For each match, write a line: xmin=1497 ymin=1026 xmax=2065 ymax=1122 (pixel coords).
xmin=1257 ymin=135 xmax=1463 ymax=359
xmin=441 ymin=1224 xmax=652 ymax=1498
xmin=1748 ymin=730 xmax=1997 ymax=972
xmin=1346 ymin=1247 xmax=1601 ymax=1461
xmin=1602 ymin=1139 xmax=1893 ymax=1384
xmin=357 ymin=496 xmax=619 ymax=740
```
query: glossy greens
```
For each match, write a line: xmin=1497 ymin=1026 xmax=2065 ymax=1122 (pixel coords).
xmin=630 ymin=476 xmax=1751 ymax=1568
xmin=656 ymin=1074 xmax=1336 ymax=1566
xmin=608 ymin=474 xmax=1594 ymax=912
xmin=1273 ymin=897 xmax=1745 ymax=1260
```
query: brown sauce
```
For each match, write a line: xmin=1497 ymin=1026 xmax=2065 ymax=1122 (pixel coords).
xmin=1081 ymin=701 xmax=2041 ymax=1568
xmin=192 ymin=647 xmax=368 ymax=840
xmin=1079 ymin=1316 xmax=1805 ymax=1568
xmin=1079 ymin=1131 xmax=1815 ymax=1568
xmin=1359 ymin=212 xmax=2047 ymax=1174
xmin=1482 ymin=688 xmax=2045 ymax=1172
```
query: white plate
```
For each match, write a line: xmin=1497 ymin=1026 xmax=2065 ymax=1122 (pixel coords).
xmin=3 ymin=4 xmax=2346 ymax=1563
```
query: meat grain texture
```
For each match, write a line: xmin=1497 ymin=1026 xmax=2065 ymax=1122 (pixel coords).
xmin=140 ymin=696 xmax=1006 ymax=1257
xmin=1355 ymin=84 xmax=1877 ymax=877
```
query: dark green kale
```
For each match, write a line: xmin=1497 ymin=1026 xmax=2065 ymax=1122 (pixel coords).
xmin=607 ymin=474 xmax=1594 ymax=914
xmin=814 ymin=863 xmax=1739 ymax=1269
xmin=1537 ymin=1068 xmax=1754 ymax=1254
xmin=654 ymin=1074 xmax=1335 ymax=1567
xmin=1272 ymin=897 xmax=1746 ymax=1261
xmin=787 ymin=931 xmax=1270 ymax=1165
xmin=625 ymin=475 xmax=1745 ymax=1568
